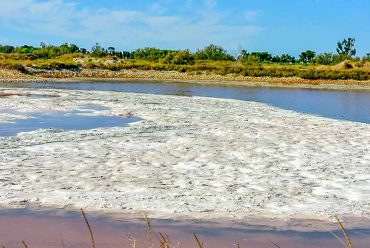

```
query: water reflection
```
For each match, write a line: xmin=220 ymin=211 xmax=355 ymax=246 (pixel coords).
xmin=0 ymin=105 xmax=140 ymax=137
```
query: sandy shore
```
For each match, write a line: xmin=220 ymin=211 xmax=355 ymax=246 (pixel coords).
xmin=0 ymin=88 xmax=370 ymax=229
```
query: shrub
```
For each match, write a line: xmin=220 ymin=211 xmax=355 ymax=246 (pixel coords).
xmin=163 ymin=50 xmax=195 ymax=65
xmin=132 ymin=47 xmax=173 ymax=61
xmin=91 ymin=43 xmax=108 ymax=58
xmin=195 ymin=44 xmax=235 ymax=61
xmin=240 ymin=55 xmax=260 ymax=66
xmin=315 ymin=53 xmax=334 ymax=65
xmin=34 ymin=62 xmax=79 ymax=70
xmin=332 ymin=54 xmax=350 ymax=64
xmin=362 ymin=53 xmax=370 ymax=61
xmin=343 ymin=62 xmax=353 ymax=69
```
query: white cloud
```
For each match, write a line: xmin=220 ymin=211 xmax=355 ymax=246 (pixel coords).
xmin=0 ymin=0 xmax=265 ymax=51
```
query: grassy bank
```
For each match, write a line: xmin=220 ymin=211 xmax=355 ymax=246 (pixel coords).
xmin=1 ymin=53 xmax=370 ymax=86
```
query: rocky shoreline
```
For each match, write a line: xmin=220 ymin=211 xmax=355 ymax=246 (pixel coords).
xmin=1 ymin=68 xmax=370 ymax=90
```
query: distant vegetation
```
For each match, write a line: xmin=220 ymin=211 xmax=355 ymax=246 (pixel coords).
xmin=1 ymin=37 xmax=369 ymax=81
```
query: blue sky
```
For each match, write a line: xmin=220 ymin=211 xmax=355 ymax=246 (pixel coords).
xmin=0 ymin=0 xmax=369 ymax=56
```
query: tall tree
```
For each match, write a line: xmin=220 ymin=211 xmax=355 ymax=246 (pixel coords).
xmin=336 ymin=37 xmax=356 ymax=57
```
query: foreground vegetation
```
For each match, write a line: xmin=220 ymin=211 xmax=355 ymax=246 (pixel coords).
xmin=1 ymin=209 xmax=355 ymax=248
xmin=1 ymin=38 xmax=369 ymax=82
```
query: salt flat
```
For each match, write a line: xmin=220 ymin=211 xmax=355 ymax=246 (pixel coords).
xmin=0 ymin=88 xmax=369 ymax=224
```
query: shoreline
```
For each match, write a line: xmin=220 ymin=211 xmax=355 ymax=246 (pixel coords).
xmin=3 ymin=208 xmax=369 ymax=248
xmin=1 ymin=206 xmax=369 ymax=233
xmin=1 ymin=68 xmax=370 ymax=91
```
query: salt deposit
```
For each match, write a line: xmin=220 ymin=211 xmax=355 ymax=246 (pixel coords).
xmin=0 ymin=88 xmax=369 ymax=225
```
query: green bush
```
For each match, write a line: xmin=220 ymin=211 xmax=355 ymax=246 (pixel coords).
xmin=34 ymin=62 xmax=79 ymax=70
xmin=240 ymin=55 xmax=260 ymax=66
xmin=132 ymin=47 xmax=173 ymax=61
xmin=0 ymin=62 xmax=28 ymax=73
xmin=195 ymin=44 xmax=235 ymax=61
xmin=315 ymin=53 xmax=334 ymax=65
xmin=163 ymin=50 xmax=195 ymax=65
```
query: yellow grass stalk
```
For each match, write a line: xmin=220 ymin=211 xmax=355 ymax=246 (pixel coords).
xmin=193 ymin=233 xmax=204 ymax=248
xmin=141 ymin=211 xmax=153 ymax=248
xmin=81 ymin=208 xmax=96 ymax=248
xmin=21 ymin=241 xmax=28 ymax=248
xmin=334 ymin=216 xmax=353 ymax=248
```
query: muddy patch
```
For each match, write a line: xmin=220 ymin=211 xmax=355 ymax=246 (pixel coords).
xmin=0 ymin=93 xmax=22 ymax=97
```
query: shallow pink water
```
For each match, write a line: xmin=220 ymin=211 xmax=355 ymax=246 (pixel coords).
xmin=0 ymin=209 xmax=370 ymax=248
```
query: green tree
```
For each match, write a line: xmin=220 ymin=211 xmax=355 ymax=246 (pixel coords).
xmin=336 ymin=37 xmax=356 ymax=57
xmin=122 ymin=51 xmax=132 ymax=59
xmin=299 ymin=50 xmax=316 ymax=64
xmin=237 ymin=49 xmax=249 ymax=60
xmin=250 ymin=52 xmax=273 ymax=62
xmin=107 ymin=47 xmax=116 ymax=55
xmin=14 ymin=45 xmax=36 ymax=54
xmin=0 ymin=45 xmax=15 ymax=53
xmin=363 ymin=53 xmax=370 ymax=61
xmin=273 ymin=54 xmax=296 ymax=64
xmin=40 ymin=42 xmax=47 ymax=49
xmin=195 ymin=44 xmax=234 ymax=61
xmin=314 ymin=53 xmax=334 ymax=65
xmin=30 ymin=43 xmax=81 ymax=58
xmin=132 ymin=47 xmax=172 ymax=61
xmin=59 ymin=43 xmax=71 ymax=55
xmin=69 ymin=44 xmax=80 ymax=53
xmin=91 ymin=43 xmax=107 ymax=57
xmin=80 ymin=48 xmax=88 ymax=54
xmin=237 ymin=50 xmax=260 ymax=65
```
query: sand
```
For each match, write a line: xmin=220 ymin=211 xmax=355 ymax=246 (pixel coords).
xmin=0 ymin=88 xmax=369 ymax=227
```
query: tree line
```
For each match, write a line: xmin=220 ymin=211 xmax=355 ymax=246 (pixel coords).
xmin=1 ymin=38 xmax=369 ymax=65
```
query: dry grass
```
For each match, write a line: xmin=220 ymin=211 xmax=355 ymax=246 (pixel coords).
xmin=331 ymin=216 xmax=353 ymax=248
xmin=81 ymin=211 xmax=357 ymax=248
xmin=1 ymin=53 xmax=370 ymax=82
xmin=270 ymin=241 xmax=282 ymax=248
xmin=21 ymin=240 xmax=29 ymax=248
xmin=193 ymin=234 xmax=203 ymax=248
xmin=140 ymin=211 xmax=153 ymax=248
xmin=81 ymin=208 xmax=96 ymax=248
